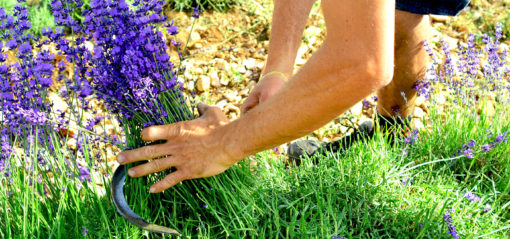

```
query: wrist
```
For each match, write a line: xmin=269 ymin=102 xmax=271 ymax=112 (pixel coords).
xmin=260 ymin=71 xmax=289 ymax=82
xmin=211 ymin=120 xmax=247 ymax=165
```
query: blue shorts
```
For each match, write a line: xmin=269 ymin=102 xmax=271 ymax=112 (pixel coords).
xmin=396 ymin=0 xmax=470 ymax=16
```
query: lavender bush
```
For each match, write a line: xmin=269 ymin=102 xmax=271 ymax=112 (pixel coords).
xmin=0 ymin=1 xmax=509 ymax=238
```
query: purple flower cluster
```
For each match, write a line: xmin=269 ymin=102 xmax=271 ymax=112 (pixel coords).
xmin=402 ymin=177 xmax=413 ymax=186
xmin=415 ymin=24 xmax=509 ymax=106
xmin=454 ymin=132 xmax=508 ymax=161
xmin=464 ymin=192 xmax=481 ymax=203
xmin=81 ymin=226 xmax=88 ymax=236
xmin=78 ymin=167 xmax=91 ymax=182
xmin=404 ymin=129 xmax=419 ymax=145
xmin=1 ymin=0 xmax=196 ymax=185
xmin=443 ymin=209 xmax=459 ymax=239
xmin=0 ymin=3 xmax=59 ymax=176
xmin=483 ymin=203 xmax=491 ymax=213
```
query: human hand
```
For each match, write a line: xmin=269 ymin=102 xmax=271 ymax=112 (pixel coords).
xmin=241 ymin=72 xmax=287 ymax=114
xmin=116 ymin=103 xmax=238 ymax=193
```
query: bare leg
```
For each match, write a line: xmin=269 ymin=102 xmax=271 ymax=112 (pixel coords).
xmin=377 ymin=10 xmax=432 ymax=118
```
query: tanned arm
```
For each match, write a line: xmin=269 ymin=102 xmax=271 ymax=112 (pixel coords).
xmin=117 ymin=0 xmax=396 ymax=193
xmin=242 ymin=0 xmax=316 ymax=113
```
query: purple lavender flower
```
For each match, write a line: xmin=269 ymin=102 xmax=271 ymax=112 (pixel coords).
xmin=404 ymin=129 xmax=419 ymax=145
xmin=362 ymin=99 xmax=370 ymax=107
xmin=78 ymin=167 xmax=91 ymax=182
xmin=495 ymin=22 xmax=503 ymax=40
xmin=443 ymin=209 xmax=459 ymax=239
xmin=192 ymin=7 xmax=203 ymax=19
xmin=464 ymin=192 xmax=481 ymax=203
xmin=463 ymin=148 xmax=474 ymax=159
xmin=81 ymin=226 xmax=88 ymax=236
xmin=483 ymin=204 xmax=492 ymax=213
xmin=481 ymin=144 xmax=492 ymax=152
xmin=402 ymin=177 xmax=413 ymax=186
xmin=466 ymin=140 xmax=476 ymax=148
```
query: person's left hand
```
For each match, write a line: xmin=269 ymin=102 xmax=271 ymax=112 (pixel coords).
xmin=116 ymin=103 xmax=238 ymax=193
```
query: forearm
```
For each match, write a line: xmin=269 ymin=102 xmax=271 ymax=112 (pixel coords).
xmin=222 ymin=0 xmax=395 ymax=160
xmin=263 ymin=0 xmax=316 ymax=78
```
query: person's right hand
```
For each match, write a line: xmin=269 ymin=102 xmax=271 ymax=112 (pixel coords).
xmin=241 ymin=74 xmax=287 ymax=114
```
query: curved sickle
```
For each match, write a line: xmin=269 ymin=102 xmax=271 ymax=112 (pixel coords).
xmin=111 ymin=164 xmax=181 ymax=236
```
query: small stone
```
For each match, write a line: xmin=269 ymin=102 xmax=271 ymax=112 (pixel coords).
xmin=414 ymin=96 xmax=426 ymax=107
xmin=84 ymin=41 xmax=94 ymax=52
xmin=210 ymin=71 xmax=221 ymax=88
xmin=187 ymin=81 xmax=195 ymax=91
xmin=196 ymin=76 xmax=211 ymax=92
xmin=350 ymin=102 xmax=363 ymax=116
xmin=190 ymin=31 xmax=201 ymax=42
xmin=216 ymin=99 xmax=228 ymax=109
xmin=215 ymin=52 xmax=225 ymax=58
xmin=239 ymin=88 xmax=250 ymax=97
xmin=414 ymin=107 xmax=426 ymax=118
xmin=220 ymin=77 xmax=229 ymax=86
xmin=413 ymin=118 xmax=425 ymax=130
xmin=184 ymin=71 xmax=193 ymax=80
xmin=67 ymin=138 xmax=77 ymax=151
xmin=304 ymin=26 xmax=322 ymax=37
xmin=228 ymin=112 xmax=238 ymax=119
xmin=105 ymin=124 xmax=115 ymax=135
xmin=215 ymin=59 xmax=228 ymax=70
xmin=224 ymin=91 xmax=241 ymax=102
xmin=243 ymin=58 xmax=256 ymax=69
xmin=49 ymin=92 xmax=69 ymax=113
xmin=224 ymin=103 xmax=241 ymax=115
xmin=435 ymin=93 xmax=447 ymax=105
xmin=191 ymin=67 xmax=204 ymax=75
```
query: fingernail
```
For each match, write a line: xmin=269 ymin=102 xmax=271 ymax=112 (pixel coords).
xmin=128 ymin=169 xmax=135 ymax=177
xmin=149 ymin=187 xmax=156 ymax=193
xmin=117 ymin=154 xmax=126 ymax=163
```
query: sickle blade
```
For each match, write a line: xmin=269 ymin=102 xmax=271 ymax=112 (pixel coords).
xmin=111 ymin=164 xmax=181 ymax=236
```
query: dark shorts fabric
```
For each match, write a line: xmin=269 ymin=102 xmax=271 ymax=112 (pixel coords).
xmin=396 ymin=0 xmax=471 ymax=16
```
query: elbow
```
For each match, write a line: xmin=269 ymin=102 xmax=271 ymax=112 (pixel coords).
xmin=365 ymin=62 xmax=393 ymax=90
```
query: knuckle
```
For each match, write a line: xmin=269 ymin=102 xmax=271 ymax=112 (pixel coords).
xmin=163 ymin=175 xmax=176 ymax=186
xmin=150 ymin=159 xmax=162 ymax=172
xmin=144 ymin=146 xmax=155 ymax=158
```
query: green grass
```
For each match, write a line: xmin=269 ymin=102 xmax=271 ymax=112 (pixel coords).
xmin=1 ymin=91 xmax=509 ymax=238
xmin=0 ymin=0 xmax=55 ymax=36
xmin=1 ymin=0 xmax=509 ymax=238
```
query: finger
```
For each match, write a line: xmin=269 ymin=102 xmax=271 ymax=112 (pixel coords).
xmin=141 ymin=122 xmax=184 ymax=142
xmin=241 ymin=96 xmax=258 ymax=114
xmin=117 ymin=143 xmax=170 ymax=164
xmin=149 ymin=170 xmax=187 ymax=193
xmin=127 ymin=156 xmax=178 ymax=177
xmin=197 ymin=102 xmax=208 ymax=116
xmin=198 ymin=104 xmax=224 ymax=120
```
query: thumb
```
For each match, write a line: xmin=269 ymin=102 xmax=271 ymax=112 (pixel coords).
xmin=241 ymin=94 xmax=259 ymax=115
xmin=197 ymin=102 xmax=210 ymax=116
xmin=197 ymin=102 xmax=224 ymax=120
